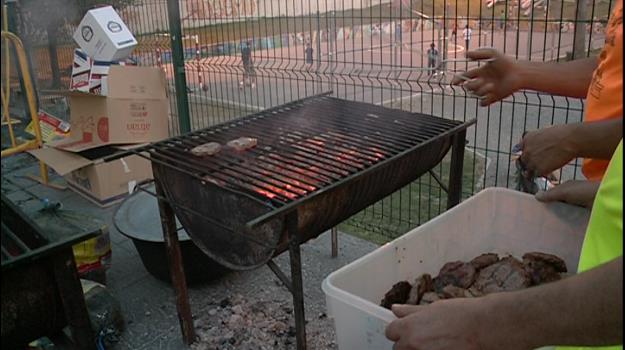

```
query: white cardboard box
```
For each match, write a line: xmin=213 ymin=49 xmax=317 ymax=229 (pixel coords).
xmin=73 ymin=6 xmax=137 ymax=61
xmin=322 ymin=188 xmax=591 ymax=350
xmin=71 ymin=49 xmax=122 ymax=95
xmin=70 ymin=49 xmax=93 ymax=92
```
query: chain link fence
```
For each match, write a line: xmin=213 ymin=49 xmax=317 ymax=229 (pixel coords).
xmin=3 ymin=0 xmax=617 ymax=243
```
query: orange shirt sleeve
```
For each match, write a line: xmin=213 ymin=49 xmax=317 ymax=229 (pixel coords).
xmin=582 ymin=0 xmax=623 ymax=181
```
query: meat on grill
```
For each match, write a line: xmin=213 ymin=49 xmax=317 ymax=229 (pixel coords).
xmin=190 ymin=142 xmax=222 ymax=157
xmin=227 ymin=137 xmax=258 ymax=151
xmin=381 ymin=252 xmax=567 ymax=310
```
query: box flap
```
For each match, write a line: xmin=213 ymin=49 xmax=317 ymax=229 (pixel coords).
xmin=44 ymin=89 xmax=107 ymax=98
xmin=106 ymin=66 xmax=167 ymax=100
xmin=29 ymin=147 xmax=93 ymax=175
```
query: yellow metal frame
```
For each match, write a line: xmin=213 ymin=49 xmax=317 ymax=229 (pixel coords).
xmin=1 ymin=25 xmax=49 ymax=184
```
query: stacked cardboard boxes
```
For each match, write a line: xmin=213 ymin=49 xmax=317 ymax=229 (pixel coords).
xmin=31 ymin=6 xmax=168 ymax=207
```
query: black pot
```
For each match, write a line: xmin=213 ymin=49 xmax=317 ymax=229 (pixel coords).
xmin=113 ymin=185 xmax=230 ymax=286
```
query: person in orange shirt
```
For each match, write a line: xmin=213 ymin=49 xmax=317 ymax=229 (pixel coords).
xmin=452 ymin=0 xmax=622 ymax=183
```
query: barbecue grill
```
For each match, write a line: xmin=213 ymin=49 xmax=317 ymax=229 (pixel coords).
xmin=1 ymin=193 xmax=97 ymax=349
xmin=117 ymin=94 xmax=476 ymax=349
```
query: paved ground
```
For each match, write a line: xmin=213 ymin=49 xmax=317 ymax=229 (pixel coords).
xmin=1 ymin=154 xmax=379 ymax=350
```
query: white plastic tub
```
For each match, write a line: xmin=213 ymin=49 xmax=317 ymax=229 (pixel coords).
xmin=322 ymin=188 xmax=591 ymax=350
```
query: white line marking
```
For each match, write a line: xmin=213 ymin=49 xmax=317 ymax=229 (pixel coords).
xmin=189 ymin=92 xmax=266 ymax=111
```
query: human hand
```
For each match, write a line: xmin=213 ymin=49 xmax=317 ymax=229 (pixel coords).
xmin=385 ymin=298 xmax=530 ymax=350
xmin=519 ymin=124 xmax=579 ymax=178
xmin=535 ymin=180 xmax=600 ymax=208
xmin=451 ymin=48 xmax=524 ymax=106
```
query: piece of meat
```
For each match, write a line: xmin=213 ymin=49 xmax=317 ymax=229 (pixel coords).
xmin=227 ymin=137 xmax=258 ymax=151
xmin=440 ymin=285 xmax=469 ymax=299
xmin=470 ymin=253 xmax=500 ymax=270
xmin=406 ymin=274 xmax=433 ymax=305
xmin=473 ymin=256 xmax=531 ymax=294
xmin=523 ymin=252 xmax=568 ymax=286
xmin=190 ymin=142 xmax=222 ymax=157
xmin=432 ymin=261 xmax=477 ymax=292
xmin=466 ymin=286 xmax=483 ymax=297
xmin=380 ymin=281 xmax=412 ymax=310
xmin=418 ymin=292 xmax=440 ymax=305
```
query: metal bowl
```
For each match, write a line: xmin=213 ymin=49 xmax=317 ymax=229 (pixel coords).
xmin=113 ymin=185 xmax=230 ymax=286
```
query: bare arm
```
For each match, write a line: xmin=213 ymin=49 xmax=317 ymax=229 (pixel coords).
xmin=452 ymin=49 xmax=598 ymax=106
xmin=565 ymin=117 xmax=624 ymax=160
xmin=516 ymin=57 xmax=598 ymax=98
xmin=520 ymin=118 xmax=623 ymax=177
xmin=386 ymin=257 xmax=623 ymax=349
xmin=489 ymin=256 xmax=623 ymax=348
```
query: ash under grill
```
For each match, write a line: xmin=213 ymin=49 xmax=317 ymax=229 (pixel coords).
xmin=120 ymin=94 xmax=475 ymax=349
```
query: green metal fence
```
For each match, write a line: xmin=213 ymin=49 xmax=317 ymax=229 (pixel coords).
xmin=5 ymin=0 xmax=617 ymax=243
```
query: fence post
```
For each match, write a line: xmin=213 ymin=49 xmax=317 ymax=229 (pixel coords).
xmin=166 ymin=0 xmax=191 ymax=134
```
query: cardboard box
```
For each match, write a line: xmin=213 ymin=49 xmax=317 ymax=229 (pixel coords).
xmin=71 ymin=48 xmax=128 ymax=95
xmin=55 ymin=65 xmax=169 ymax=152
xmin=25 ymin=110 xmax=71 ymax=143
xmin=73 ymin=6 xmax=137 ymax=61
xmin=30 ymin=146 xmax=152 ymax=207
xmin=70 ymin=49 xmax=93 ymax=92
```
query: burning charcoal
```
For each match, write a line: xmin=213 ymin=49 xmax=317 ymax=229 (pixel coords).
xmin=406 ymin=274 xmax=433 ymax=305
xmin=227 ymin=137 xmax=258 ymax=151
xmin=522 ymin=252 xmax=568 ymax=285
xmin=473 ymin=256 xmax=531 ymax=294
xmin=440 ymin=285 xmax=469 ymax=299
xmin=380 ymin=281 xmax=412 ymax=309
xmin=432 ymin=261 xmax=477 ymax=292
xmin=470 ymin=253 xmax=500 ymax=270
xmin=190 ymin=142 xmax=222 ymax=157
xmin=418 ymin=292 xmax=440 ymax=305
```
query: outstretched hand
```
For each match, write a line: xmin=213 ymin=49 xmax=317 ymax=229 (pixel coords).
xmin=451 ymin=48 xmax=524 ymax=106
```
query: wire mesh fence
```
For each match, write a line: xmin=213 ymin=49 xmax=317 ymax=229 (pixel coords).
xmin=4 ymin=0 xmax=617 ymax=243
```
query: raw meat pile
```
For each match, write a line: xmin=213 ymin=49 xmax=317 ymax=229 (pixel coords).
xmin=380 ymin=252 xmax=568 ymax=309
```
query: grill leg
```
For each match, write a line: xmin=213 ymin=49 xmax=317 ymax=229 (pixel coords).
xmin=154 ymin=179 xmax=196 ymax=345
xmin=53 ymin=248 xmax=96 ymax=350
xmin=447 ymin=130 xmax=467 ymax=209
xmin=287 ymin=214 xmax=308 ymax=350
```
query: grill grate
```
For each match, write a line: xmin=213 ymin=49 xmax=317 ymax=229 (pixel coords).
xmin=137 ymin=95 xmax=468 ymax=210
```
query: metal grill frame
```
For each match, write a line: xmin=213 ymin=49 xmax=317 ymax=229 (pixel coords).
xmin=113 ymin=94 xmax=475 ymax=349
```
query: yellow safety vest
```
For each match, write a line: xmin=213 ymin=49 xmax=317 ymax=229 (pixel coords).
xmin=559 ymin=140 xmax=623 ymax=350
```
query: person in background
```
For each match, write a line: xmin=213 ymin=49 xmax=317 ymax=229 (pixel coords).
xmin=463 ymin=24 xmax=472 ymax=50
xmin=426 ymin=43 xmax=439 ymax=76
xmin=240 ymin=41 xmax=256 ymax=89
xmin=451 ymin=22 xmax=458 ymax=43
xmin=305 ymin=43 xmax=314 ymax=65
